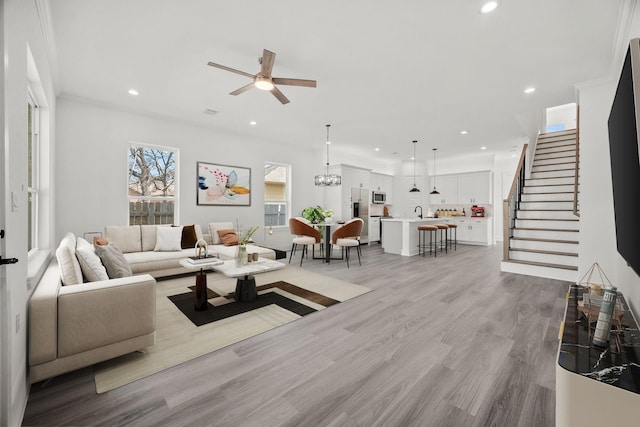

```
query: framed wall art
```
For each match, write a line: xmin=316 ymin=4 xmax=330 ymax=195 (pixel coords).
xmin=197 ymin=162 xmax=251 ymax=206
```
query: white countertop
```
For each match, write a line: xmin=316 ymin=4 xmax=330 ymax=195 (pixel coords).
xmin=381 ymin=216 xmax=488 ymax=222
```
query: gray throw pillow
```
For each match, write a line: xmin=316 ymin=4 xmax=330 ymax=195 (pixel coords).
xmin=94 ymin=243 xmax=132 ymax=279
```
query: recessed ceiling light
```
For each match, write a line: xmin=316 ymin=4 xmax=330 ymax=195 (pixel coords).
xmin=374 ymin=147 xmax=380 ymax=151
xmin=524 ymin=87 xmax=536 ymax=94
xmin=481 ymin=146 xmax=487 ymax=150
xmin=481 ymin=1 xmax=498 ymax=14
xmin=460 ymin=130 xmax=469 ymax=135
xmin=128 ymin=89 xmax=139 ymax=96
xmin=249 ymin=121 xmax=257 ymax=126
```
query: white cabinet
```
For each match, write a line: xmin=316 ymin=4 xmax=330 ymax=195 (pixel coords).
xmin=454 ymin=218 xmax=490 ymax=245
xmin=429 ymin=171 xmax=491 ymax=206
xmin=457 ymin=172 xmax=491 ymax=204
xmin=429 ymin=174 xmax=458 ymax=204
xmin=350 ymin=167 xmax=370 ymax=189
xmin=371 ymin=172 xmax=394 ymax=204
xmin=369 ymin=216 xmax=381 ymax=242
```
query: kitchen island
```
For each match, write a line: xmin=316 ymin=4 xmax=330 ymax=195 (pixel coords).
xmin=381 ymin=217 xmax=448 ymax=256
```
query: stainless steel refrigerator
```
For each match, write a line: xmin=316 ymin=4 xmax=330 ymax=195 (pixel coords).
xmin=351 ymin=188 xmax=369 ymax=244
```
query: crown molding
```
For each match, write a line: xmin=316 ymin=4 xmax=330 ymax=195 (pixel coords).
xmin=34 ymin=0 xmax=60 ymax=92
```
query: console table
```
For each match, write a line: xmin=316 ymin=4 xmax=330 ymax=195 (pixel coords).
xmin=556 ymin=285 xmax=640 ymax=426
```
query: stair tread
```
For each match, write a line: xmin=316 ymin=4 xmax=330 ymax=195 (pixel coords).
xmin=504 ymin=259 xmax=578 ymax=271
xmin=512 ymin=237 xmax=579 ymax=244
xmin=516 ymin=227 xmax=579 ymax=232
xmin=528 ymin=175 xmax=575 ymax=180
xmin=525 ymin=183 xmax=575 ymax=187
xmin=520 ymin=200 xmax=574 ymax=203
xmin=510 ymin=248 xmax=578 ymax=257
xmin=516 ymin=217 xmax=579 ymax=221
xmin=522 ymin=191 xmax=576 ymax=195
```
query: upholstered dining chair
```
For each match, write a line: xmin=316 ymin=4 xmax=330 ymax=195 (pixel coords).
xmin=331 ymin=218 xmax=364 ymax=268
xmin=288 ymin=217 xmax=323 ymax=266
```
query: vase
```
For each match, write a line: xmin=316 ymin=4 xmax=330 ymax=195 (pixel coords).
xmin=235 ymin=243 xmax=248 ymax=267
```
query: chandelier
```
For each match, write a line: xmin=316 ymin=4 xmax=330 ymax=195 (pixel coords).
xmin=314 ymin=124 xmax=342 ymax=186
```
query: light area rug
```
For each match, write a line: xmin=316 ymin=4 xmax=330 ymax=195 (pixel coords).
xmin=93 ymin=266 xmax=370 ymax=393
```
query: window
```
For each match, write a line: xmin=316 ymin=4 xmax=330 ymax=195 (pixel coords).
xmin=128 ymin=144 xmax=178 ymax=225
xmin=264 ymin=163 xmax=290 ymax=227
xmin=27 ymin=93 xmax=39 ymax=253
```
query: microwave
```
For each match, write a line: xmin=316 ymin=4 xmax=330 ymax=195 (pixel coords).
xmin=372 ymin=191 xmax=386 ymax=204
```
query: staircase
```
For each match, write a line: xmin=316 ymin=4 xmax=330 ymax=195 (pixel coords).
xmin=501 ymin=129 xmax=579 ymax=282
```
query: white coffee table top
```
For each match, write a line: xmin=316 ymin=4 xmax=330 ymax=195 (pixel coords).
xmin=210 ymin=258 xmax=286 ymax=278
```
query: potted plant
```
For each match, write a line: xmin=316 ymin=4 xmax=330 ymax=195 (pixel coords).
xmin=301 ymin=206 xmax=326 ymax=224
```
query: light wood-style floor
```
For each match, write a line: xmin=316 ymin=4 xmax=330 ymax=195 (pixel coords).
xmin=22 ymin=243 xmax=568 ymax=426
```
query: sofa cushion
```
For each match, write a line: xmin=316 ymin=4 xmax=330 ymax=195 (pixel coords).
xmin=154 ymin=226 xmax=183 ymax=251
xmin=95 ymin=243 xmax=133 ymax=278
xmin=55 ymin=232 xmax=83 ymax=285
xmin=104 ymin=226 xmax=142 ymax=253
xmin=208 ymin=222 xmax=234 ymax=245
xmin=124 ymin=249 xmax=194 ymax=273
xmin=217 ymin=229 xmax=239 ymax=246
xmin=75 ymin=237 xmax=109 ymax=282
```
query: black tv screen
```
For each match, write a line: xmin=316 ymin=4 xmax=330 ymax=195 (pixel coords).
xmin=608 ymin=39 xmax=640 ymax=277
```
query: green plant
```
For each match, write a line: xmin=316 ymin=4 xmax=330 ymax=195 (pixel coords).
xmin=301 ymin=205 xmax=326 ymax=223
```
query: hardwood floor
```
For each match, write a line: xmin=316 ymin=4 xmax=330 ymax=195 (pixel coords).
xmin=22 ymin=243 xmax=568 ymax=426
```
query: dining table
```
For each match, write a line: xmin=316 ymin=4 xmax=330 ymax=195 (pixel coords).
xmin=315 ymin=221 xmax=340 ymax=263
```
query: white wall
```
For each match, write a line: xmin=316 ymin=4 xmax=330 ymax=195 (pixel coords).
xmin=2 ymin=0 xmax=57 ymax=425
xmin=55 ymin=97 xmax=327 ymax=252
xmin=575 ymin=6 xmax=640 ymax=317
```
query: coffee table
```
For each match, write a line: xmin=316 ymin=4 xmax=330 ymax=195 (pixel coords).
xmin=210 ymin=258 xmax=286 ymax=302
xmin=179 ymin=258 xmax=224 ymax=311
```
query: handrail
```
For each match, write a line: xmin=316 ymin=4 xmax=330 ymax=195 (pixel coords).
xmin=573 ymin=107 xmax=580 ymax=217
xmin=503 ymin=144 xmax=528 ymax=261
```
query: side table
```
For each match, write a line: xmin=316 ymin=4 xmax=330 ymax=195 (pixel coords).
xmin=179 ymin=258 xmax=223 ymax=311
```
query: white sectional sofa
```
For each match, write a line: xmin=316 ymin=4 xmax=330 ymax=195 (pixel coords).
xmin=29 ymin=233 xmax=156 ymax=384
xmin=28 ymin=222 xmax=276 ymax=383
xmin=104 ymin=223 xmax=275 ymax=277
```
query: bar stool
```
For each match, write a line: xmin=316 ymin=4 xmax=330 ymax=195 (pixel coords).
xmin=444 ymin=223 xmax=457 ymax=251
xmin=418 ymin=225 xmax=439 ymax=257
xmin=435 ymin=224 xmax=449 ymax=254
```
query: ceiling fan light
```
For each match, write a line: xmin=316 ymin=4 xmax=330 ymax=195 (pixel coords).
xmin=254 ymin=77 xmax=274 ymax=91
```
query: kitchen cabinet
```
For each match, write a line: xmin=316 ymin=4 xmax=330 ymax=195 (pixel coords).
xmin=371 ymin=172 xmax=394 ymax=204
xmin=429 ymin=174 xmax=458 ymax=204
xmin=369 ymin=216 xmax=381 ymax=242
xmin=429 ymin=171 xmax=491 ymax=206
xmin=351 ymin=167 xmax=370 ymax=189
xmin=457 ymin=172 xmax=491 ymax=204
xmin=454 ymin=217 xmax=490 ymax=245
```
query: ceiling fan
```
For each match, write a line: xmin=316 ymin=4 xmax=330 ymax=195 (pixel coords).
xmin=207 ymin=49 xmax=316 ymax=105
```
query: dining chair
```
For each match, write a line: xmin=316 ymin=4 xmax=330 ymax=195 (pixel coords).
xmin=330 ymin=218 xmax=364 ymax=268
xmin=288 ymin=217 xmax=323 ymax=266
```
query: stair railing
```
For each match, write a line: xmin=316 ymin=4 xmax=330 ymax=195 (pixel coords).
xmin=573 ymin=108 xmax=580 ymax=216
xmin=503 ymin=144 xmax=529 ymax=261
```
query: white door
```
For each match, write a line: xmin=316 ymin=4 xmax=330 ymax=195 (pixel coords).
xmin=0 ymin=0 xmax=8 ymax=417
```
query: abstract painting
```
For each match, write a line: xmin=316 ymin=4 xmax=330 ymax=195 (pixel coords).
xmin=197 ymin=162 xmax=251 ymax=206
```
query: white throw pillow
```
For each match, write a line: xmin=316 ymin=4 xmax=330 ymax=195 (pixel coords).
xmin=154 ymin=226 xmax=183 ymax=251
xmin=75 ymin=237 xmax=109 ymax=282
xmin=55 ymin=232 xmax=83 ymax=285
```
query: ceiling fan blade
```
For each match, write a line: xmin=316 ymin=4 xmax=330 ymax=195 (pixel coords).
xmin=207 ymin=61 xmax=255 ymax=79
xmin=272 ymin=77 xmax=317 ymax=88
xmin=230 ymin=82 xmax=255 ymax=96
xmin=271 ymin=86 xmax=290 ymax=104
xmin=260 ymin=49 xmax=276 ymax=77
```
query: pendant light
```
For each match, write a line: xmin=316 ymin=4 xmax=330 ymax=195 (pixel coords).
xmin=409 ymin=140 xmax=420 ymax=192
xmin=430 ymin=148 xmax=440 ymax=195
xmin=314 ymin=124 xmax=342 ymax=186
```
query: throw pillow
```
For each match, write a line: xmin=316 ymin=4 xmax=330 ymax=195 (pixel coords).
xmin=154 ymin=226 xmax=183 ymax=251
xmin=93 ymin=237 xmax=109 ymax=246
xmin=94 ymin=243 xmax=133 ymax=279
xmin=208 ymin=222 xmax=234 ymax=245
xmin=75 ymin=237 xmax=109 ymax=282
xmin=55 ymin=232 xmax=83 ymax=285
xmin=174 ymin=224 xmax=198 ymax=249
xmin=217 ymin=229 xmax=239 ymax=246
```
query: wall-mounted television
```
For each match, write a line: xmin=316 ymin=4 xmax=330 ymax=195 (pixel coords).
xmin=608 ymin=38 xmax=640 ymax=277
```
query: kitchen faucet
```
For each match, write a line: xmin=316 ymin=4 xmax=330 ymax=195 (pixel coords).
xmin=414 ymin=206 xmax=423 ymax=219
